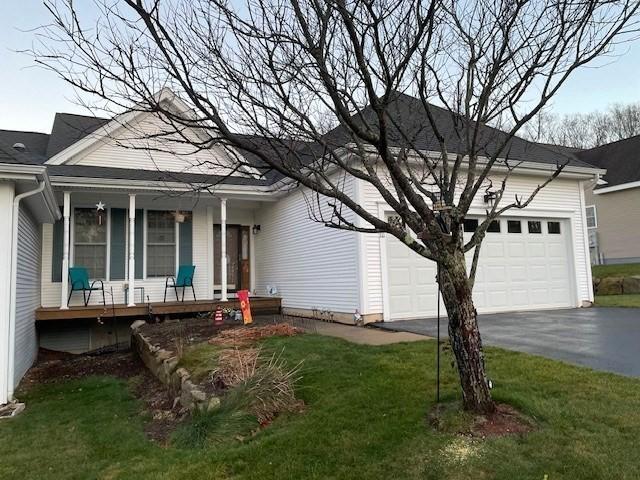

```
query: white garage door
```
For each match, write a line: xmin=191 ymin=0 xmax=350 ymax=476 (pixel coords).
xmin=385 ymin=217 xmax=574 ymax=320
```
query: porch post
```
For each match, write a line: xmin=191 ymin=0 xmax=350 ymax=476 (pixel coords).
xmin=60 ymin=191 xmax=71 ymax=309
xmin=220 ymin=197 xmax=228 ymax=301
xmin=128 ymin=194 xmax=136 ymax=306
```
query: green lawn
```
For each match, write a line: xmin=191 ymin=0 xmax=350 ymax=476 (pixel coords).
xmin=595 ymin=294 xmax=640 ymax=308
xmin=2 ymin=335 xmax=640 ymax=479
xmin=592 ymin=263 xmax=640 ymax=278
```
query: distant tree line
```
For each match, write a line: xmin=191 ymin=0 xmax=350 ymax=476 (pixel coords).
xmin=522 ymin=102 xmax=640 ymax=149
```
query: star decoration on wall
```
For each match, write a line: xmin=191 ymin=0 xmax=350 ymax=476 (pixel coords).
xmin=95 ymin=201 xmax=105 ymax=211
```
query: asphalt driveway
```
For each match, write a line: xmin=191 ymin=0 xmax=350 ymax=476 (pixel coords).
xmin=376 ymin=308 xmax=640 ymax=377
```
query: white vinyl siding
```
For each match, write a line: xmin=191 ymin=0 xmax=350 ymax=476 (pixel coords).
xmin=359 ymin=174 xmax=593 ymax=317
xmin=14 ymin=205 xmax=41 ymax=385
xmin=254 ymin=176 xmax=359 ymax=314
xmin=67 ymin=112 xmax=248 ymax=178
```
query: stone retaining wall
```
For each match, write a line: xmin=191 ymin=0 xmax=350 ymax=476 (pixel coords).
xmin=130 ymin=320 xmax=220 ymax=412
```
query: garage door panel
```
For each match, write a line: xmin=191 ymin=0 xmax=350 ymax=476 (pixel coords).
xmin=528 ymin=242 xmax=546 ymax=257
xmin=508 ymin=242 xmax=526 ymax=257
xmin=386 ymin=216 xmax=574 ymax=320
xmin=509 ymin=265 xmax=527 ymax=281
xmin=389 ymin=267 xmax=411 ymax=286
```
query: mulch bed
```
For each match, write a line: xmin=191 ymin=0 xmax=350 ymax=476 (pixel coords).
xmin=137 ymin=314 xmax=283 ymax=352
xmin=428 ymin=401 xmax=535 ymax=438
xmin=471 ymin=403 xmax=534 ymax=438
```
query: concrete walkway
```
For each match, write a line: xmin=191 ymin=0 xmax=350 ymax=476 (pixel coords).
xmin=310 ymin=320 xmax=428 ymax=345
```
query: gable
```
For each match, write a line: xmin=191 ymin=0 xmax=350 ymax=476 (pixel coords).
xmin=49 ymin=110 xmax=256 ymax=179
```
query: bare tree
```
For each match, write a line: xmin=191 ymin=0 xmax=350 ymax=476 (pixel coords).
xmin=524 ymin=102 xmax=640 ymax=148
xmin=33 ymin=0 xmax=639 ymax=414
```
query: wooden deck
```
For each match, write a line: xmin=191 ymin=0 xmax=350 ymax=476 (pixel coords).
xmin=35 ymin=297 xmax=282 ymax=321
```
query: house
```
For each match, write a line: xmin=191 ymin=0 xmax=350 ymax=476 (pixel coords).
xmin=575 ymin=136 xmax=640 ymax=264
xmin=0 ymin=90 xmax=599 ymax=405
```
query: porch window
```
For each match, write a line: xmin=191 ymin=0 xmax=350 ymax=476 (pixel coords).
xmin=73 ymin=208 xmax=107 ymax=279
xmin=147 ymin=210 xmax=176 ymax=277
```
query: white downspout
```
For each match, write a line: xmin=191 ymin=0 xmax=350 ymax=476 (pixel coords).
xmin=7 ymin=180 xmax=46 ymax=400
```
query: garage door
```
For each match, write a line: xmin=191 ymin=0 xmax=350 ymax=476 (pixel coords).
xmin=385 ymin=217 xmax=574 ymax=320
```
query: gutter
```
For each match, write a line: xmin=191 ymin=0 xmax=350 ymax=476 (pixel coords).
xmin=6 ymin=180 xmax=46 ymax=400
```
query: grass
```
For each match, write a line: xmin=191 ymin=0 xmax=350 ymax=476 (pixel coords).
xmin=3 ymin=335 xmax=640 ymax=479
xmin=595 ymin=294 xmax=640 ymax=308
xmin=592 ymin=263 xmax=640 ymax=278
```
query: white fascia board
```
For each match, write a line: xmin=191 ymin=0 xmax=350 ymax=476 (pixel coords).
xmin=593 ymin=180 xmax=640 ymax=195
xmin=0 ymin=164 xmax=60 ymax=222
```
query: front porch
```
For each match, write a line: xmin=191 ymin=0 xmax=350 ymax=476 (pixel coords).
xmin=41 ymin=187 xmax=274 ymax=309
xmin=35 ymin=296 xmax=282 ymax=321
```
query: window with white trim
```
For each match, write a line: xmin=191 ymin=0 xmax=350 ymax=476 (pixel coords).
xmin=73 ymin=208 xmax=107 ymax=279
xmin=586 ymin=205 xmax=597 ymax=229
xmin=146 ymin=210 xmax=176 ymax=277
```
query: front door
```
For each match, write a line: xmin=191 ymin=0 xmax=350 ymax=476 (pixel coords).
xmin=214 ymin=225 xmax=251 ymax=292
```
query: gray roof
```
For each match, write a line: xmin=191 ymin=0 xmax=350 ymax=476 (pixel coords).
xmin=320 ymin=92 xmax=593 ymax=169
xmin=0 ymin=140 xmax=41 ymax=166
xmin=47 ymin=164 xmax=268 ymax=186
xmin=0 ymin=93 xmax=598 ymax=187
xmin=45 ymin=113 xmax=109 ymax=158
xmin=576 ymin=135 xmax=640 ymax=189
xmin=0 ymin=130 xmax=49 ymax=161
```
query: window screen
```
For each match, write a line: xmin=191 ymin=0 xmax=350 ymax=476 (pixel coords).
xmin=73 ymin=208 xmax=107 ymax=279
xmin=147 ymin=211 xmax=176 ymax=277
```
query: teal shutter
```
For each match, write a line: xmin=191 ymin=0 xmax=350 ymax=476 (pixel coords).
xmin=179 ymin=217 xmax=193 ymax=265
xmin=51 ymin=217 xmax=64 ymax=282
xmin=135 ymin=209 xmax=144 ymax=279
xmin=110 ymin=208 xmax=127 ymax=280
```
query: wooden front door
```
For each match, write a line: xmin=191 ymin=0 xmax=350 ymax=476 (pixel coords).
xmin=214 ymin=225 xmax=251 ymax=292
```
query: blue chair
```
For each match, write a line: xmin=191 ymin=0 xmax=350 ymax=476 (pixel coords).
xmin=68 ymin=267 xmax=105 ymax=306
xmin=164 ymin=265 xmax=196 ymax=302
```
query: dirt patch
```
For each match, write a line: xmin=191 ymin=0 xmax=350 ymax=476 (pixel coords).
xmin=428 ymin=401 xmax=534 ymax=439
xmin=208 ymin=323 xmax=303 ymax=348
xmin=471 ymin=403 xmax=534 ymax=438
xmin=20 ymin=349 xmax=144 ymax=388
xmin=137 ymin=315 xmax=284 ymax=353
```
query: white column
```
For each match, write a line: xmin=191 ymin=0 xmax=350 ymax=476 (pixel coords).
xmin=60 ymin=191 xmax=71 ymax=309
xmin=206 ymin=206 xmax=215 ymax=299
xmin=128 ymin=194 xmax=136 ymax=306
xmin=220 ymin=197 xmax=228 ymax=301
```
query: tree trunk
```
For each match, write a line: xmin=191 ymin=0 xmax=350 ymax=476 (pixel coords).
xmin=438 ymin=250 xmax=495 ymax=414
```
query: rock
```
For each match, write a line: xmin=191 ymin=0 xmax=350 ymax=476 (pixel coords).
xmin=190 ymin=389 xmax=207 ymax=402
xmin=130 ymin=319 xmax=146 ymax=331
xmin=623 ymin=276 xmax=640 ymax=294
xmin=597 ymin=277 xmax=623 ymax=295
xmin=206 ymin=397 xmax=221 ymax=411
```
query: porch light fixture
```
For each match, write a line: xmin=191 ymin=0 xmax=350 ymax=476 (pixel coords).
xmin=483 ymin=188 xmax=497 ymax=205
xmin=252 ymin=224 xmax=261 ymax=235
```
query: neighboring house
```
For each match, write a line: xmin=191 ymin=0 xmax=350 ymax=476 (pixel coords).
xmin=575 ymin=136 xmax=640 ymax=264
xmin=0 ymin=90 xmax=599 ymax=404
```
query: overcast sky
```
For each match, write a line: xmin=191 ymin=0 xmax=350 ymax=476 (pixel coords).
xmin=2 ymin=0 xmax=640 ymax=134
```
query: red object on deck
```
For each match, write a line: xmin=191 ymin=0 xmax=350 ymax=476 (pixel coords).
xmin=237 ymin=290 xmax=253 ymax=325
xmin=213 ymin=306 xmax=224 ymax=326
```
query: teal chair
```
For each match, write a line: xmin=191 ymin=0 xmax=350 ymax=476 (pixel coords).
xmin=164 ymin=265 xmax=196 ymax=302
xmin=68 ymin=267 xmax=105 ymax=306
